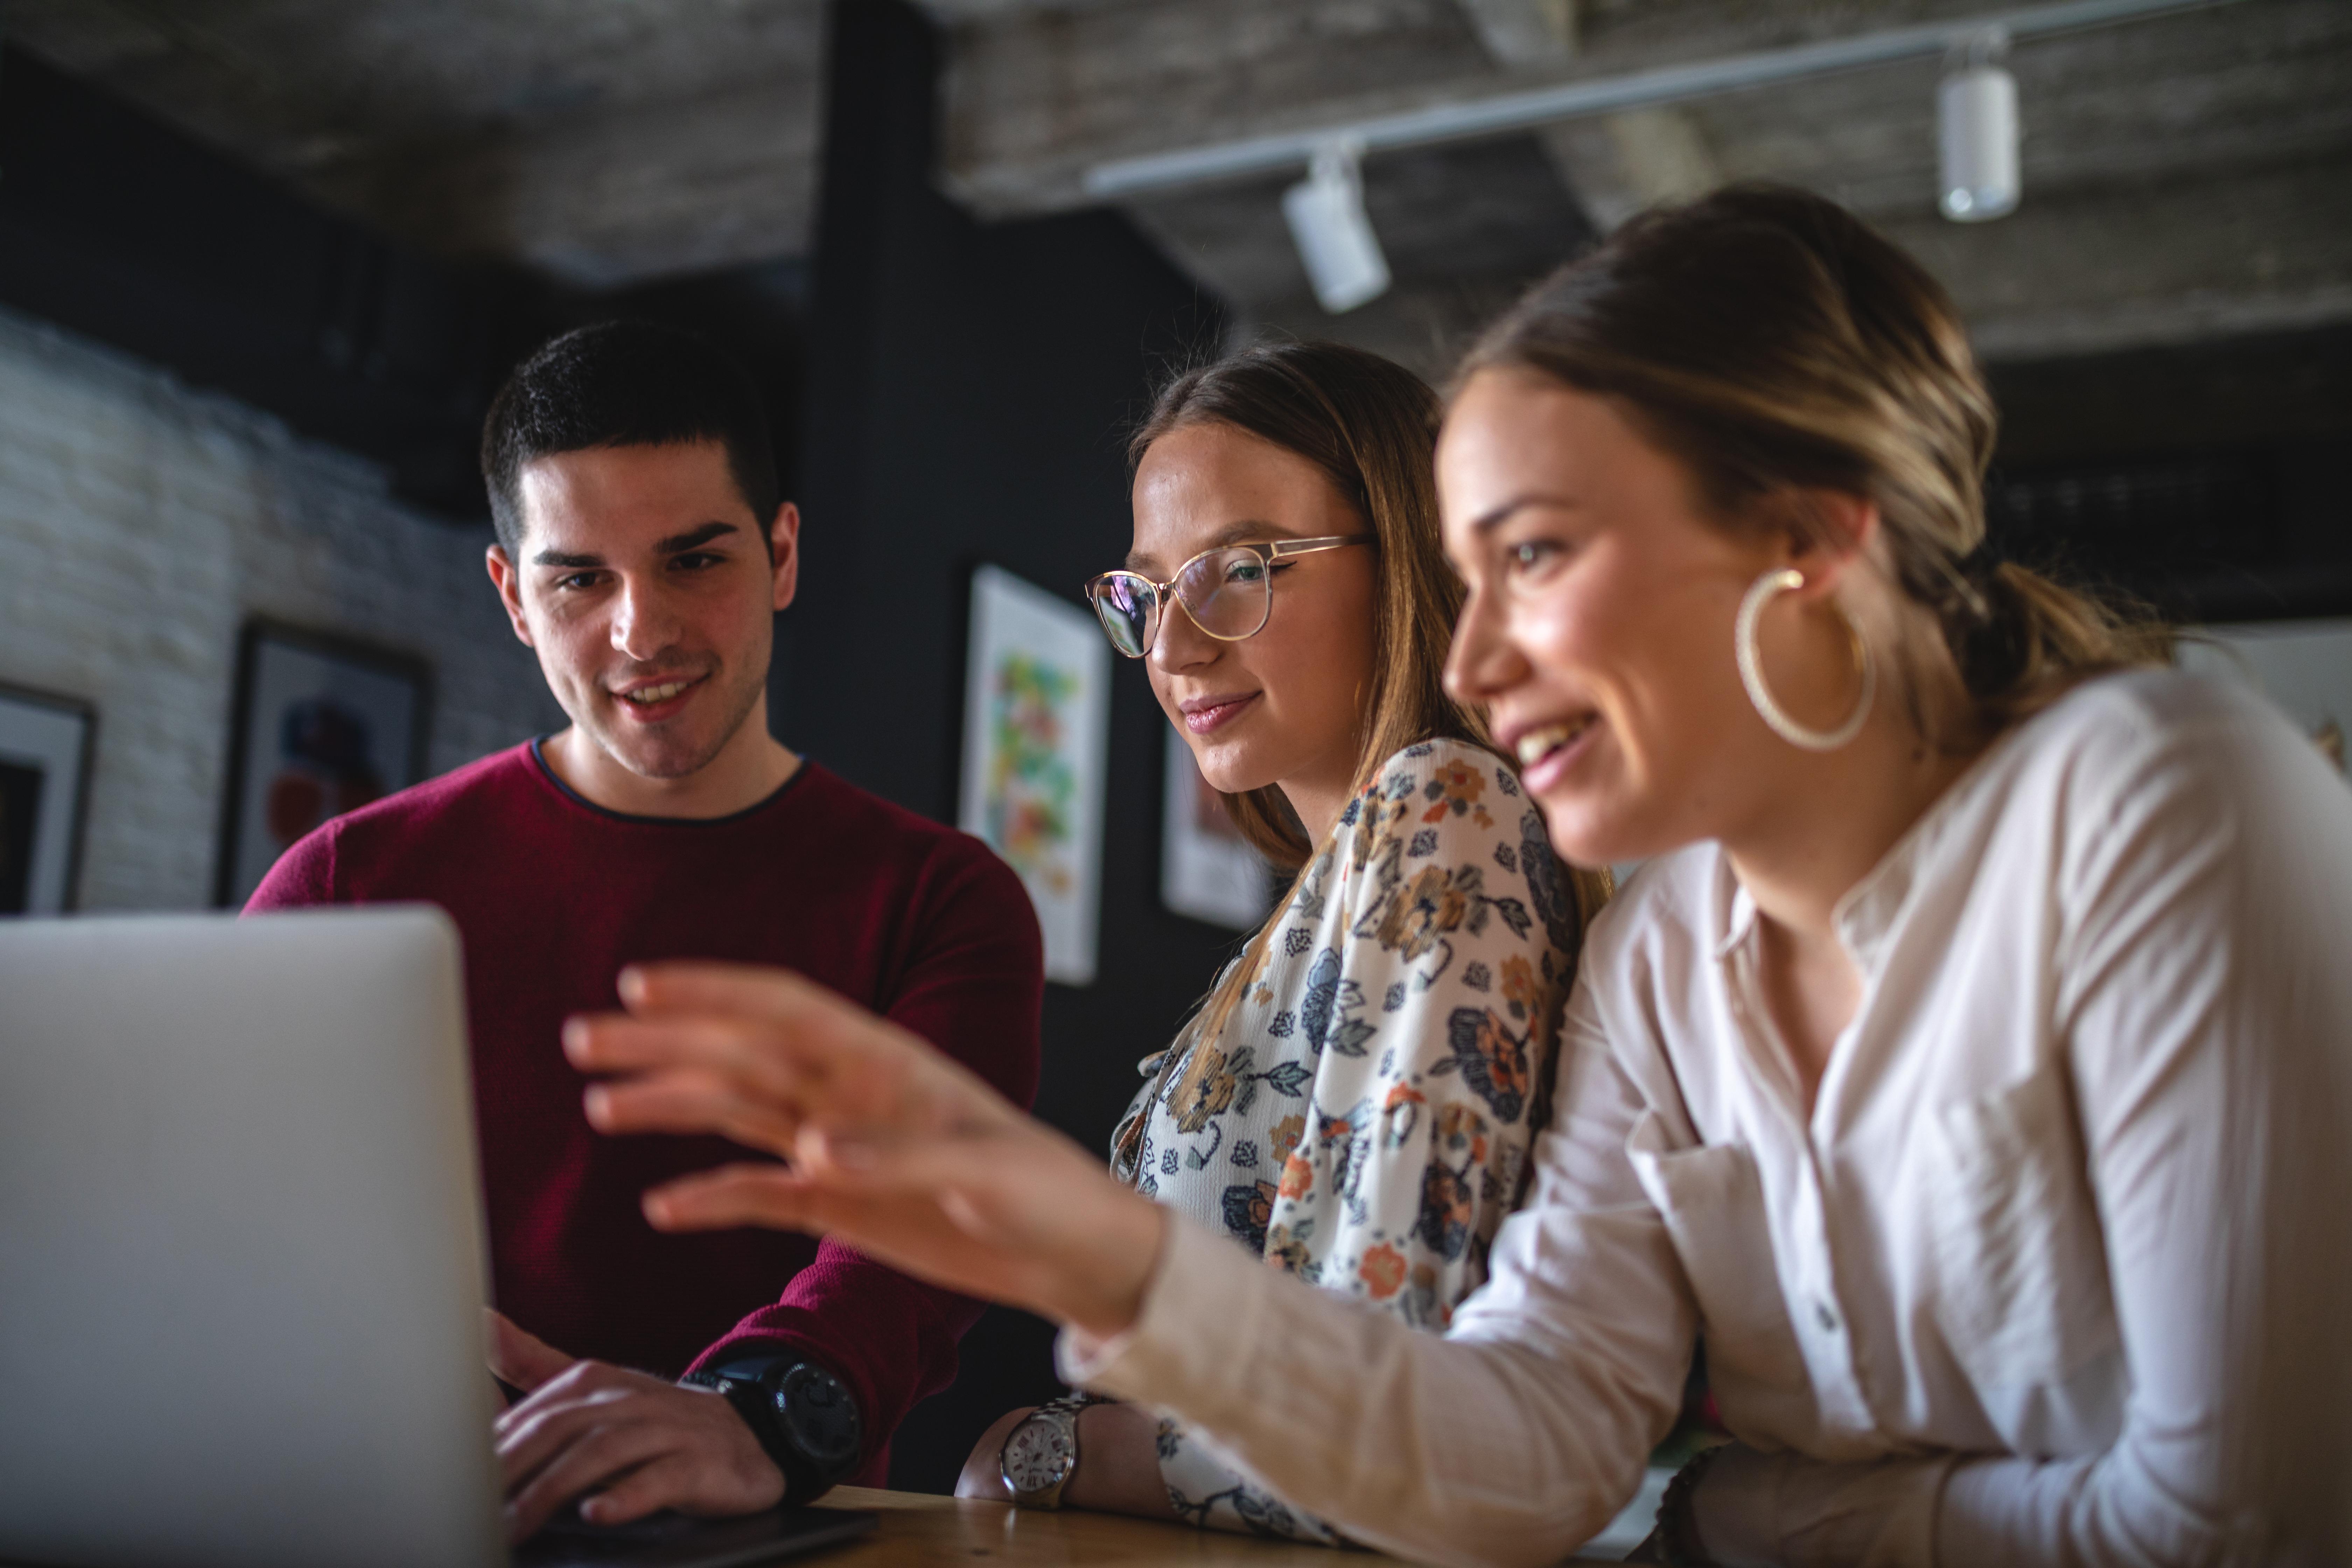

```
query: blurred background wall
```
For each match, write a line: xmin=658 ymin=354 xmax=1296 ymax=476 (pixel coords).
xmin=1 ymin=0 xmax=2346 ymax=1490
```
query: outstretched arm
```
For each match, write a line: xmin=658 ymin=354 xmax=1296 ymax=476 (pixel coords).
xmin=574 ymin=962 xmax=1694 ymax=1568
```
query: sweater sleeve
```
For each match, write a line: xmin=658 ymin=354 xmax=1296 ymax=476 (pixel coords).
xmin=241 ymin=821 xmax=341 ymax=910
xmin=693 ymin=839 xmax=1045 ymax=1476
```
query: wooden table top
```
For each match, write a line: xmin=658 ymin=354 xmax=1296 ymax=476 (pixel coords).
xmin=810 ymin=1488 xmax=1623 ymax=1566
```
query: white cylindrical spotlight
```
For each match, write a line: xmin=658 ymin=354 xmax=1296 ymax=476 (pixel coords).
xmin=1939 ymin=30 xmax=2019 ymax=223
xmin=1282 ymin=141 xmax=1392 ymax=314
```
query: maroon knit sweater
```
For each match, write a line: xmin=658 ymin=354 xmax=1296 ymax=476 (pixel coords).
xmin=246 ymin=743 xmax=1043 ymax=1483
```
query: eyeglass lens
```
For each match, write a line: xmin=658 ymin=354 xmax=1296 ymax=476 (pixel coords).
xmin=1092 ymin=548 xmax=1275 ymax=656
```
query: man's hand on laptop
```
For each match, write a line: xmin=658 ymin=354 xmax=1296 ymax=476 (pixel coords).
xmin=487 ymin=1310 xmax=784 ymax=1541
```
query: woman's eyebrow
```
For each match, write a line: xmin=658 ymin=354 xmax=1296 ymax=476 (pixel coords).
xmin=1468 ymin=493 xmax=1581 ymax=534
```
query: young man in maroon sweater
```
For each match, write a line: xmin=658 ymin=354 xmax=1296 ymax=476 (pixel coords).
xmin=246 ymin=322 xmax=1043 ymax=1539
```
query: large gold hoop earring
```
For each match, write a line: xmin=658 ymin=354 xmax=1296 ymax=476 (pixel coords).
xmin=1735 ymin=568 xmax=1875 ymax=751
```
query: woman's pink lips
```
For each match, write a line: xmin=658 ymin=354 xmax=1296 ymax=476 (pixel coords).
xmin=1182 ymin=693 xmax=1260 ymax=734
xmin=1519 ymin=718 xmax=1599 ymax=794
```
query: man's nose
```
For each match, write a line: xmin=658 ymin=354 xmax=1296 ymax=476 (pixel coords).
xmin=610 ymin=578 xmax=682 ymax=662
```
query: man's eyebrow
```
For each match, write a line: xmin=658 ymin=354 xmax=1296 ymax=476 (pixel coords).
xmin=1125 ymin=518 xmax=1284 ymax=571
xmin=655 ymin=521 xmax=739 ymax=554
xmin=1468 ymin=493 xmax=1580 ymax=534
xmin=533 ymin=548 xmax=602 ymax=568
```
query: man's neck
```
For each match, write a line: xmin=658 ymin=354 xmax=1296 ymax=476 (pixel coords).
xmin=541 ymin=708 xmax=802 ymax=821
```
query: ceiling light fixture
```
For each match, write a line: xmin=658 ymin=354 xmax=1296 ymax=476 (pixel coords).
xmin=1281 ymin=141 xmax=1392 ymax=313
xmin=1082 ymin=0 xmax=2238 ymax=237
xmin=1940 ymin=29 xmax=2021 ymax=222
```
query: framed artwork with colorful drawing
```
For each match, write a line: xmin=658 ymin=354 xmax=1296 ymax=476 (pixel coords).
xmin=0 ymin=681 xmax=96 ymax=916
xmin=1161 ymin=724 xmax=1270 ymax=930
xmin=214 ymin=621 xmax=432 ymax=908
xmin=957 ymin=565 xmax=1110 ymax=986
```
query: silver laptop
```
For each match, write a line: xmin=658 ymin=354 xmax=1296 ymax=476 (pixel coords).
xmin=0 ymin=909 xmax=873 ymax=1568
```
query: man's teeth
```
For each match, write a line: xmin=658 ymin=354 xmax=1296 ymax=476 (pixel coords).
xmin=1514 ymin=717 xmax=1593 ymax=768
xmin=624 ymin=680 xmax=691 ymax=705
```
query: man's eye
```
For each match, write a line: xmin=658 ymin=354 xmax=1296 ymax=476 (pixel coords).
xmin=555 ymin=572 xmax=601 ymax=591
xmin=672 ymin=552 xmax=724 ymax=571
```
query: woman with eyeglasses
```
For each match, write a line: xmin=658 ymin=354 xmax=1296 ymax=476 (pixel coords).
xmin=1000 ymin=341 xmax=1597 ymax=1537
xmin=567 ymin=189 xmax=2352 ymax=1565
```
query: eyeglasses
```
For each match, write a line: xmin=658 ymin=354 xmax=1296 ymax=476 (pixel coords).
xmin=1084 ymin=536 xmax=1370 ymax=658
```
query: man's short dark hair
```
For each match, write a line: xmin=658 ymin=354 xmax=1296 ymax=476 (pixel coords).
xmin=479 ymin=320 xmax=780 ymax=554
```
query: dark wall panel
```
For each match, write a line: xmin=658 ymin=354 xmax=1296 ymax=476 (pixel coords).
xmin=788 ymin=0 xmax=1238 ymax=1494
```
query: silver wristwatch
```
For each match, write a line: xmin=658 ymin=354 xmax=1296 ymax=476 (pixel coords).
xmin=999 ymin=1394 xmax=1101 ymax=1509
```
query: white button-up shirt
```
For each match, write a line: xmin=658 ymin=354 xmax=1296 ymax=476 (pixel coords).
xmin=1066 ymin=670 xmax=2352 ymax=1566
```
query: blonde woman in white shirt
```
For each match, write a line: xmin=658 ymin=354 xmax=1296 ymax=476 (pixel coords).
xmin=569 ymin=187 xmax=2352 ymax=1566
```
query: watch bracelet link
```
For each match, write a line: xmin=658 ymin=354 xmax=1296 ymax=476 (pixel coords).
xmin=682 ymin=1353 xmax=860 ymax=1507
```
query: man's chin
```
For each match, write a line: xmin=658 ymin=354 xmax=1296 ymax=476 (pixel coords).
xmin=584 ymin=722 xmax=728 ymax=783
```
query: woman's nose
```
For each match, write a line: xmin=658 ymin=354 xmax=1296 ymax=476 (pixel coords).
xmin=1443 ymin=586 xmax=1521 ymax=707
xmin=1150 ymin=594 xmax=1219 ymax=672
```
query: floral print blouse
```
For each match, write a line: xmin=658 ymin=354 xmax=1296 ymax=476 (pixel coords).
xmin=1109 ymin=738 xmax=1584 ymax=1543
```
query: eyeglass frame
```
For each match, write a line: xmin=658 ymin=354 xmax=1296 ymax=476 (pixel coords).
xmin=1083 ymin=535 xmax=1372 ymax=658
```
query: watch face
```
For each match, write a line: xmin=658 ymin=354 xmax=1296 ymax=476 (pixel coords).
xmin=775 ymin=1364 xmax=862 ymax=1471
xmin=1002 ymin=1415 xmax=1076 ymax=1496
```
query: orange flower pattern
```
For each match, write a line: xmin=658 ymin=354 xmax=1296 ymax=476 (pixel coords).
xmin=1118 ymin=740 xmax=1580 ymax=1544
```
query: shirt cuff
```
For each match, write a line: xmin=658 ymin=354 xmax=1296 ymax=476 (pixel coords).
xmin=1054 ymin=1212 xmax=1268 ymax=1407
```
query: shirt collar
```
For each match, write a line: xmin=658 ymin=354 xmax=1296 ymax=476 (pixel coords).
xmin=1707 ymin=722 xmax=2026 ymax=976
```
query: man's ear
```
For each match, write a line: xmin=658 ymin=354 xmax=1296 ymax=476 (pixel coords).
xmin=485 ymin=544 xmax=537 ymax=648
xmin=768 ymin=502 xmax=802 ymax=614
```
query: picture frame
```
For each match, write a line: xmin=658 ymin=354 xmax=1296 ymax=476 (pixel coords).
xmin=1161 ymin=725 xmax=1271 ymax=930
xmin=957 ymin=565 xmax=1111 ymax=986
xmin=0 ymin=680 xmax=97 ymax=916
xmin=214 ymin=620 xmax=433 ymax=909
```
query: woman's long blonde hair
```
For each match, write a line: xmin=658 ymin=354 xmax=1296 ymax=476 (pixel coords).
xmin=1458 ymin=184 xmax=2169 ymax=742
xmin=1127 ymin=341 xmax=1599 ymax=1106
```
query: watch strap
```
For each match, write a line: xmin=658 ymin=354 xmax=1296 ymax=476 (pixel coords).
xmin=683 ymin=1352 xmax=861 ymax=1507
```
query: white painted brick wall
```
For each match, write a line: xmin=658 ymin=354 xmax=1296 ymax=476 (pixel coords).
xmin=0 ymin=305 xmax=564 ymax=911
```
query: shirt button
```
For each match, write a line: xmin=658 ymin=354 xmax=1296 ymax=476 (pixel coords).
xmin=1815 ymin=1302 xmax=1840 ymax=1334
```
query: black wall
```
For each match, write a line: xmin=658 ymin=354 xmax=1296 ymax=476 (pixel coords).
xmin=785 ymin=0 xmax=1240 ymax=1493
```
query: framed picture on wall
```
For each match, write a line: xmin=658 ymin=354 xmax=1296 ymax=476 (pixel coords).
xmin=957 ymin=565 xmax=1110 ymax=986
xmin=214 ymin=621 xmax=432 ymax=908
xmin=0 ymin=681 xmax=96 ymax=916
xmin=1161 ymin=726 xmax=1270 ymax=930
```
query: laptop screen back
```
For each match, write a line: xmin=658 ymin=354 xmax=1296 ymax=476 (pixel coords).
xmin=0 ymin=908 xmax=505 ymax=1568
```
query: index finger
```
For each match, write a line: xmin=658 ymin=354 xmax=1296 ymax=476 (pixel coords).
xmin=487 ymin=1309 xmax=578 ymax=1393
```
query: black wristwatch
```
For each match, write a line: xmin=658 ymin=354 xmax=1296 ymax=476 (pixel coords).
xmin=684 ymin=1351 xmax=863 ymax=1506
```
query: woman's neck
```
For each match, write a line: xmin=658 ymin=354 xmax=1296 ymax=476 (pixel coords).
xmin=1277 ymin=754 xmax=1365 ymax=849
xmin=1724 ymin=712 xmax=1986 ymax=945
